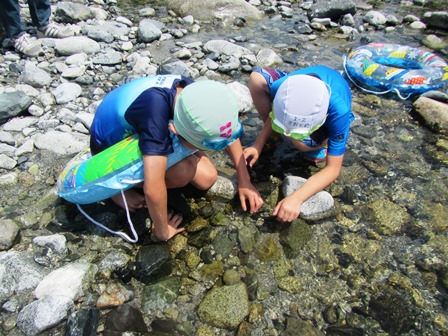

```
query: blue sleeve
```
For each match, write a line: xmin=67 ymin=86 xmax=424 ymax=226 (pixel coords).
xmin=326 ymin=93 xmax=353 ymax=156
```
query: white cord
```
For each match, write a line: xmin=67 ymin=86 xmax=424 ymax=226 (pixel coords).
xmin=342 ymin=55 xmax=412 ymax=100
xmin=76 ymin=189 xmax=139 ymax=243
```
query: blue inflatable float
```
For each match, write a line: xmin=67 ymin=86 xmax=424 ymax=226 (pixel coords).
xmin=343 ymin=43 xmax=448 ymax=99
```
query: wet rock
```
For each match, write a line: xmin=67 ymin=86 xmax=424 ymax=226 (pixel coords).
xmin=200 ymin=260 xmax=224 ymax=281
xmin=361 ymin=199 xmax=410 ymax=235
xmin=142 ymin=276 xmax=181 ymax=311
xmin=413 ymin=96 xmax=448 ymax=135
xmin=104 ymin=304 xmax=148 ymax=332
xmin=253 ymin=235 xmax=282 ymax=262
xmin=207 ymin=174 xmax=237 ymax=200
xmin=32 ymin=234 xmax=67 ymax=254
xmin=0 ymin=251 xmax=48 ymax=300
xmin=65 ymin=308 xmax=100 ymax=336
xmin=368 ymin=286 xmax=418 ymax=334
xmin=210 ymin=211 xmax=232 ymax=226
xmin=98 ymin=251 xmax=131 ymax=278
xmin=0 ymin=218 xmax=20 ymax=250
xmin=96 ymin=281 xmax=134 ymax=308
xmin=237 ymin=222 xmax=260 ymax=253
xmin=213 ymin=231 xmax=234 ymax=257
xmin=198 ymin=282 xmax=249 ymax=329
xmin=283 ymin=317 xmax=324 ymax=336
xmin=0 ymin=91 xmax=33 ymax=123
xmin=282 ymin=176 xmax=335 ymax=221
xmin=279 ymin=219 xmax=313 ymax=258
xmin=35 ymin=261 xmax=96 ymax=301
xmin=223 ymin=269 xmax=241 ymax=285
xmin=423 ymin=11 xmax=448 ymax=30
xmin=166 ymin=0 xmax=262 ymax=23
xmin=133 ymin=244 xmax=173 ymax=284
xmin=307 ymin=0 xmax=356 ymax=21
xmin=17 ymin=295 xmax=74 ymax=336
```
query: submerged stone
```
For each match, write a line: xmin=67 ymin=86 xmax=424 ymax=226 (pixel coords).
xmin=198 ymin=282 xmax=249 ymax=329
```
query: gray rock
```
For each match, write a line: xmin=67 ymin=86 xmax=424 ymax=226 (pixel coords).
xmin=423 ymin=11 xmax=448 ymax=30
xmin=137 ymin=19 xmax=163 ymax=43
xmin=307 ymin=0 xmax=356 ymax=20
xmin=54 ymin=2 xmax=94 ymax=22
xmin=35 ymin=261 xmax=95 ymax=300
xmin=32 ymin=234 xmax=67 ymax=254
xmin=363 ymin=10 xmax=387 ymax=26
xmin=83 ymin=21 xmax=131 ymax=41
xmin=0 ymin=91 xmax=33 ymax=124
xmin=198 ymin=282 xmax=249 ymax=329
xmin=157 ymin=58 xmax=200 ymax=78
xmin=0 ymin=251 xmax=48 ymax=300
xmin=92 ymin=51 xmax=123 ymax=65
xmin=51 ymin=82 xmax=82 ymax=104
xmin=282 ymin=176 xmax=335 ymax=221
xmin=166 ymin=0 xmax=262 ymax=23
xmin=413 ymin=96 xmax=448 ymax=135
xmin=0 ymin=219 xmax=20 ymax=251
xmin=54 ymin=36 xmax=101 ymax=56
xmin=256 ymin=48 xmax=283 ymax=68
xmin=227 ymin=81 xmax=253 ymax=113
xmin=203 ymin=39 xmax=253 ymax=58
xmin=2 ymin=116 xmax=38 ymax=131
xmin=207 ymin=174 xmax=237 ymax=200
xmin=21 ymin=62 xmax=52 ymax=88
xmin=34 ymin=131 xmax=88 ymax=156
xmin=17 ymin=295 xmax=74 ymax=336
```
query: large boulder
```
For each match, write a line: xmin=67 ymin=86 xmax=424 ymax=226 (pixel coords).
xmin=166 ymin=0 xmax=262 ymax=24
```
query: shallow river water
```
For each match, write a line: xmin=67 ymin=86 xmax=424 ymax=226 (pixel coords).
xmin=1 ymin=0 xmax=448 ymax=335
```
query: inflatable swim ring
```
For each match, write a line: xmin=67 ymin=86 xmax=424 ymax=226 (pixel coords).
xmin=57 ymin=132 xmax=196 ymax=243
xmin=57 ymin=134 xmax=143 ymax=205
xmin=57 ymin=132 xmax=196 ymax=205
xmin=343 ymin=43 xmax=448 ymax=99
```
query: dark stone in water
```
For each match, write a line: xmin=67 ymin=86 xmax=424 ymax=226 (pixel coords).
xmin=151 ymin=318 xmax=177 ymax=332
xmin=112 ymin=265 xmax=134 ymax=283
xmin=368 ymin=286 xmax=417 ymax=334
xmin=325 ymin=325 xmax=364 ymax=336
xmin=133 ymin=244 xmax=173 ymax=284
xmin=65 ymin=308 xmax=100 ymax=336
xmin=104 ymin=304 xmax=148 ymax=332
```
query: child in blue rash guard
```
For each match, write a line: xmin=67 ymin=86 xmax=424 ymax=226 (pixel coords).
xmin=243 ymin=65 xmax=354 ymax=223
xmin=91 ymin=76 xmax=264 ymax=241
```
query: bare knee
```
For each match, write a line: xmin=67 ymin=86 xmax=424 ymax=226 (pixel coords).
xmin=194 ymin=165 xmax=217 ymax=190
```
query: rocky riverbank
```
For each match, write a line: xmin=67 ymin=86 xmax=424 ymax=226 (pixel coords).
xmin=0 ymin=0 xmax=448 ymax=335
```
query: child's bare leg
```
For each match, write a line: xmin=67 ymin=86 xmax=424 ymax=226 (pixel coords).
xmin=248 ymin=72 xmax=272 ymax=122
xmin=111 ymin=188 xmax=146 ymax=212
xmin=165 ymin=152 xmax=217 ymax=190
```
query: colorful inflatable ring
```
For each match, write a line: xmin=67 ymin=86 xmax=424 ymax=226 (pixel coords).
xmin=57 ymin=134 xmax=144 ymax=205
xmin=57 ymin=132 xmax=196 ymax=205
xmin=343 ymin=43 xmax=448 ymax=99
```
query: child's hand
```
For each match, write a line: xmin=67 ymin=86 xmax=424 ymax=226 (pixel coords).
xmin=238 ymin=183 xmax=264 ymax=214
xmin=243 ymin=146 xmax=260 ymax=168
xmin=273 ymin=195 xmax=302 ymax=222
xmin=152 ymin=211 xmax=185 ymax=241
